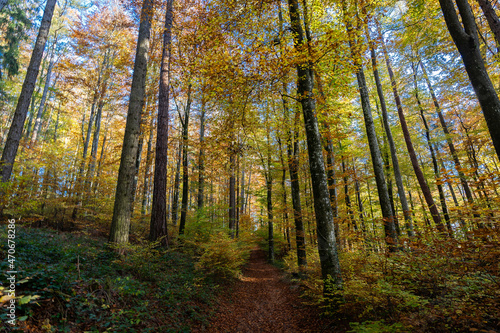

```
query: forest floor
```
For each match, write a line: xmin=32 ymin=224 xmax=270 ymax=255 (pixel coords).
xmin=201 ymin=248 xmax=337 ymax=333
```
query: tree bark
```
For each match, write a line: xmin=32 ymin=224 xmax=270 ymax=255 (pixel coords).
xmin=150 ymin=0 xmax=174 ymax=246
xmin=171 ymin=137 xmax=182 ymax=226
xmin=197 ymin=99 xmax=206 ymax=210
xmin=414 ymin=70 xmax=453 ymax=236
xmin=109 ymin=0 xmax=153 ymax=244
xmin=476 ymin=0 xmax=500 ymax=46
xmin=178 ymin=84 xmax=192 ymax=236
xmin=377 ymin=20 xmax=445 ymax=233
xmin=418 ymin=59 xmax=476 ymax=208
xmin=287 ymin=0 xmax=342 ymax=288
xmin=31 ymin=59 xmax=54 ymax=145
xmin=366 ymin=23 xmax=414 ymax=237
xmin=344 ymin=9 xmax=398 ymax=250
xmin=1 ymin=0 xmax=56 ymax=183
xmin=228 ymin=149 xmax=236 ymax=237
xmin=439 ymin=0 xmax=500 ymax=161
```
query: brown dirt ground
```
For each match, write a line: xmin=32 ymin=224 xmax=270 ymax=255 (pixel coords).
xmin=198 ymin=248 xmax=338 ymax=333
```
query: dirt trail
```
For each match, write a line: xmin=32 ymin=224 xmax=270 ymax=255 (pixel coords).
xmin=203 ymin=248 xmax=335 ymax=333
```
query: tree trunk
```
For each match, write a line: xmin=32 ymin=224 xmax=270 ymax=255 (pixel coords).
xmin=287 ymin=108 xmax=307 ymax=271
xmin=341 ymin=149 xmax=356 ymax=232
xmin=109 ymin=0 xmax=153 ymax=244
xmin=141 ymin=118 xmax=154 ymax=220
xmin=31 ymin=59 xmax=54 ymax=145
xmin=150 ymin=0 xmax=173 ymax=246
xmin=414 ymin=71 xmax=453 ymax=236
xmin=418 ymin=59 xmax=476 ymax=208
xmin=476 ymin=0 xmax=500 ymax=46
xmin=1 ymin=0 xmax=56 ymax=183
xmin=197 ymin=98 xmax=206 ymax=210
xmin=325 ymin=139 xmax=340 ymax=248
xmin=439 ymin=0 xmax=500 ymax=161
xmin=377 ymin=20 xmax=445 ymax=233
xmin=287 ymin=0 xmax=342 ymax=288
xmin=266 ymin=172 xmax=274 ymax=263
xmin=366 ymin=23 xmax=414 ymax=237
xmin=228 ymin=150 xmax=236 ymax=237
xmin=171 ymin=137 xmax=182 ymax=226
xmin=178 ymin=84 xmax=192 ymax=236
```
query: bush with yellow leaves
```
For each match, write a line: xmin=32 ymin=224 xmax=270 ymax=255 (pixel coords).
xmin=195 ymin=232 xmax=251 ymax=280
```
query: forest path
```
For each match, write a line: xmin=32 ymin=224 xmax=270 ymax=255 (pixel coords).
xmin=202 ymin=248 xmax=336 ymax=333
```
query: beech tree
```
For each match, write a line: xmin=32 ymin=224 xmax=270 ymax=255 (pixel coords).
xmin=150 ymin=0 xmax=174 ymax=246
xmin=439 ymin=0 xmax=500 ymax=161
xmin=287 ymin=0 xmax=342 ymax=289
xmin=109 ymin=0 xmax=153 ymax=244
xmin=0 ymin=0 xmax=56 ymax=183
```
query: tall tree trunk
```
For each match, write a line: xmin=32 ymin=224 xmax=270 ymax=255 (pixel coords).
xmin=414 ymin=69 xmax=453 ymax=236
xmin=141 ymin=118 xmax=154 ymax=220
xmin=377 ymin=20 xmax=445 ymax=233
xmin=150 ymin=0 xmax=173 ymax=246
xmin=178 ymin=84 xmax=192 ymax=236
xmin=344 ymin=9 xmax=398 ymax=250
xmin=31 ymin=59 xmax=54 ymax=145
xmin=287 ymin=108 xmax=307 ymax=271
xmin=366 ymin=23 xmax=414 ymax=237
xmin=1 ymin=0 xmax=56 ymax=183
xmin=86 ymin=99 xmax=104 ymax=194
xmin=476 ymin=0 xmax=500 ymax=46
xmin=287 ymin=0 xmax=342 ymax=288
xmin=266 ymin=171 xmax=274 ymax=263
xmin=418 ymin=59 xmax=476 ymax=208
xmin=171 ymin=137 xmax=182 ymax=226
xmin=197 ymin=98 xmax=206 ymax=210
xmin=228 ymin=150 xmax=236 ymax=237
xmin=325 ymin=139 xmax=340 ymax=248
xmin=341 ymin=148 xmax=356 ymax=233
xmin=439 ymin=0 xmax=500 ymax=161
xmin=109 ymin=0 xmax=153 ymax=244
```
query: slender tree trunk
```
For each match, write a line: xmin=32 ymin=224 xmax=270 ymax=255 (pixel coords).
xmin=341 ymin=149 xmax=356 ymax=232
xmin=419 ymin=59 xmax=476 ymax=208
xmin=440 ymin=0 xmax=500 ymax=161
xmin=476 ymin=0 xmax=500 ymax=46
xmin=171 ymin=137 xmax=182 ymax=226
xmin=266 ymin=172 xmax=274 ymax=263
xmin=86 ymin=99 xmax=104 ymax=194
xmin=377 ymin=20 xmax=444 ymax=233
xmin=366 ymin=23 xmax=414 ymax=237
xmin=1 ymin=0 xmax=56 ymax=183
xmin=109 ymin=0 xmax=153 ymax=244
xmin=178 ymin=85 xmax=192 ymax=236
xmin=31 ymin=59 xmax=54 ymax=145
xmin=282 ymin=83 xmax=307 ymax=271
xmin=287 ymin=0 xmax=342 ymax=288
xmin=344 ymin=6 xmax=398 ymax=250
xmin=141 ymin=117 xmax=154 ymax=220
xmin=414 ymin=73 xmax=453 ymax=236
xmin=150 ymin=0 xmax=173 ymax=245
xmin=325 ymin=139 xmax=340 ymax=248
xmin=228 ymin=150 xmax=236 ymax=237
xmin=197 ymin=99 xmax=206 ymax=210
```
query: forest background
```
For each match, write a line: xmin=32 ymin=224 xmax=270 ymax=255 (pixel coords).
xmin=0 ymin=0 xmax=499 ymax=331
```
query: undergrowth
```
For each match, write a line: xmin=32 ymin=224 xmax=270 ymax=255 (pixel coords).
xmin=0 ymin=225 xmax=220 ymax=332
xmin=283 ymin=232 xmax=500 ymax=332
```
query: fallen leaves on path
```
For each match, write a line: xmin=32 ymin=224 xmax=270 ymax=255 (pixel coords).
xmin=200 ymin=248 xmax=336 ymax=333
